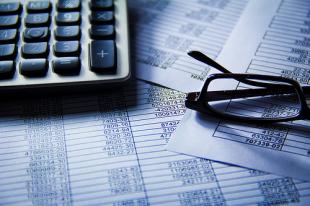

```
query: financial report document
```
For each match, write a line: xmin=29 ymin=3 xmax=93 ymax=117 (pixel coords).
xmin=130 ymin=0 xmax=249 ymax=92
xmin=1 ymin=81 xmax=310 ymax=205
xmin=168 ymin=0 xmax=310 ymax=181
xmin=1 ymin=0 xmax=310 ymax=206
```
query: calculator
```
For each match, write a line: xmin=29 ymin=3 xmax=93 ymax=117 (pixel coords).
xmin=0 ymin=0 xmax=131 ymax=94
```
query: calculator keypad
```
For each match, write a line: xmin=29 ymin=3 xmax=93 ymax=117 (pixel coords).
xmin=54 ymin=26 xmax=80 ymax=40
xmin=27 ymin=1 xmax=51 ymax=13
xmin=22 ymin=42 xmax=49 ymax=58
xmin=89 ymin=0 xmax=116 ymax=73
xmin=23 ymin=27 xmax=50 ymax=42
xmin=0 ymin=61 xmax=15 ymax=79
xmin=57 ymin=0 xmax=81 ymax=11
xmin=0 ymin=3 xmax=21 ymax=15
xmin=56 ymin=12 xmax=81 ymax=25
xmin=90 ymin=40 xmax=115 ymax=73
xmin=0 ymin=0 xmax=130 ymax=87
xmin=90 ymin=11 xmax=114 ymax=24
xmin=90 ymin=0 xmax=113 ymax=10
xmin=0 ymin=29 xmax=18 ymax=43
xmin=25 ymin=13 xmax=50 ymax=27
xmin=20 ymin=58 xmax=48 ymax=77
xmin=54 ymin=41 xmax=80 ymax=57
xmin=0 ymin=15 xmax=20 ymax=28
xmin=53 ymin=57 xmax=80 ymax=75
xmin=90 ymin=25 xmax=114 ymax=39
xmin=0 ymin=44 xmax=16 ymax=60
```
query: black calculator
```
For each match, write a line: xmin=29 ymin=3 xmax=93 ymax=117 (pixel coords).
xmin=0 ymin=0 xmax=131 ymax=94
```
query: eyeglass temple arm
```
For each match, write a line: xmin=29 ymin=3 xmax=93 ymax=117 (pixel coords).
xmin=188 ymin=51 xmax=275 ymax=88
xmin=187 ymin=51 xmax=232 ymax=74
xmin=190 ymin=85 xmax=310 ymax=102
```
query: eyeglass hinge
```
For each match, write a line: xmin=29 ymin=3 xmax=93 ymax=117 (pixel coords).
xmin=186 ymin=92 xmax=200 ymax=101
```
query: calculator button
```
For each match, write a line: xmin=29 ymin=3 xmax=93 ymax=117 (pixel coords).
xmin=25 ymin=13 xmax=50 ymax=27
xmin=57 ymin=0 xmax=81 ymax=11
xmin=54 ymin=41 xmax=80 ymax=57
xmin=0 ymin=29 xmax=18 ymax=43
xmin=89 ymin=40 xmax=115 ymax=73
xmin=22 ymin=42 xmax=49 ymax=59
xmin=27 ymin=1 xmax=51 ymax=13
xmin=0 ymin=61 xmax=15 ymax=79
xmin=56 ymin=12 xmax=81 ymax=25
xmin=20 ymin=59 xmax=48 ymax=77
xmin=0 ymin=15 xmax=19 ymax=28
xmin=0 ymin=44 xmax=16 ymax=60
xmin=0 ymin=3 xmax=21 ymax=15
xmin=23 ymin=27 xmax=49 ymax=42
xmin=55 ymin=26 xmax=80 ymax=40
xmin=90 ymin=0 xmax=113 ymax=11
xmin=53 ymin=57 xmax=80 ymax=75
xmin=90 ymin=25 xmax=114 ymax=39
xmin=90 ymin=11 xmax=113 ymax=24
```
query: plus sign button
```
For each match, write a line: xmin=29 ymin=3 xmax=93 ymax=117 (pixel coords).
xmin=89 ymin=40 xmax=116 ymax=73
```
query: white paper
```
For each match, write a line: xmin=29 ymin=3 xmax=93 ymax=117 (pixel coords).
xmin=168 ymin=0 xmax=310 ymax=181
xmin=1 ymin=81 xmax=310 ymax=205
xmin=129 ymin=0 xmax=249 ymax=92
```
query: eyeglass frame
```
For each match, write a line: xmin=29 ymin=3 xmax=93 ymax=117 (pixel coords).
xmin=186 ymin=51 xmax=310 ymax=123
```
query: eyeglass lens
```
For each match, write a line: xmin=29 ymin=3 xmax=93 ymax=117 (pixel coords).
xmin=205 ymin=77 xmax=303 ymax=120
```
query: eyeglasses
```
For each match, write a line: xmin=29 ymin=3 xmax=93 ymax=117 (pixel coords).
xmin=186 ymin=51 xmax=310 ymax=123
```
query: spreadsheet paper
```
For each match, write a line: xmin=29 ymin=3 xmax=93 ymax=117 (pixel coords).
xmin=168 ymin=0 xmax=310 ymax=181
xmin=1 ymin=81 xmax=310 ymax=205
xmin=130 ymin=0 xmax=249 ymax=92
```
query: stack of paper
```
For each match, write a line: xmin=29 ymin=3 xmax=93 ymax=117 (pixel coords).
xmin=167 ymin=0 xmax=310 ymax=182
